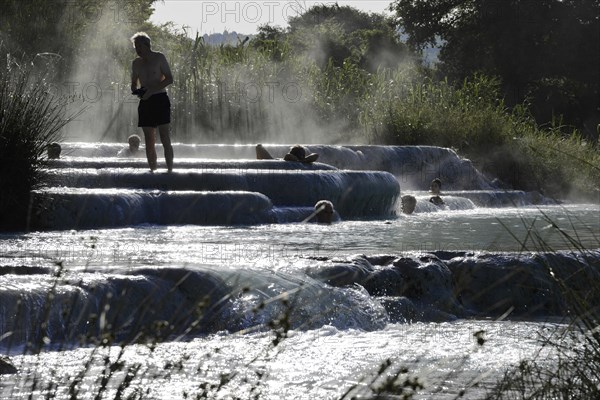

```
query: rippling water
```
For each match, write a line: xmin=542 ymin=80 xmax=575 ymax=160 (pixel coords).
xmin=0 ymin=203 xmax=597 ymax=398
xmin=3 ymin=203 xmax=597 ymax=269
xmin=1 ymin=321 xmax=566 ymax=399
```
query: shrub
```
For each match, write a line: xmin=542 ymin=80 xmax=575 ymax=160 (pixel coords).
xmin=360 ymin=71 xmax=600 ymax=199
xmin=0 ymin=62 xmax=77 ymax=230
xmin=361 ymin=73 xmax=510 ymax=150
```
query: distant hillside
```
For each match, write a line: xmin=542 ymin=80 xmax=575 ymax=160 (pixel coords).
xmin=202 ymin=31 xmax=252 ymax=46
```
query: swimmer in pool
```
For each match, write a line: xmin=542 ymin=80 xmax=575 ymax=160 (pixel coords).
xmin=255 ymin=144 xmax=319 ymax=163
xmin=401 ymin=195 xmax=417 ymax=214
xmin=429 ymin=178 xmax=445 ymax=206
xmin=117 ymin=134 xmax=143 ymax=157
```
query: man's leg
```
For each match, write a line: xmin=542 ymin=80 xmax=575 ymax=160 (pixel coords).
xmin=142 ymin=127 xmax=157 ymax=171
xmin=158 ymin=123 xmax=174 ymax=172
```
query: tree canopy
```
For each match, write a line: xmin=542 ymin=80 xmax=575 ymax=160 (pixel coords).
xmin=254 ymin=4 xmax=412 ymax=72
xmin=0 ymin=0 xmax=155 ymax=72
xmin=390 ymin=0 xmax=600 ymax=137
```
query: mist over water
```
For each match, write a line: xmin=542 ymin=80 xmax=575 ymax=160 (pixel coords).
xmin=58 ymin=2 xmax=137 ymax=142
xmin=38 ymin=1 xmax=416 ymax=146
xmin=49 ymin=2 xmax=311 ymax=144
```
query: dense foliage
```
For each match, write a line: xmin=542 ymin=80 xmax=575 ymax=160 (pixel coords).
xmin=285 ymin=4 xmax=410 ymax=71
xmin=0 ymin=0 xmax=154 ymax=76
xmin=389 ymin=0 xmax=600 ymax=138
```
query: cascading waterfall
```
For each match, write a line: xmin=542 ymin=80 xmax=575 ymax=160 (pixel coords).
xmin=1 ymin=250 xmax=599 ymax=349
xmin=31 ymin=143 xmax=554 ymax=231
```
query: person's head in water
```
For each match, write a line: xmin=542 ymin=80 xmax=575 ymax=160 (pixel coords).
xmin=128 ymin=134 xmax=141 ymax=151
xmin=430 ymin=178 xmax=442 ymax=195
xmin=131 ymin=32 xmax=151 ymax=57
xmin=314 ymin=200 xmax=335 ymax=224
xmin=401 ymin=195 xmax=417 ymax=214
xmin=290 ymin=145 xmax=306 ymax=160
xmin=47 ymin=142 xmax=61 ymax=159
xmin=284 ymin=145 xmax=319 ymax=163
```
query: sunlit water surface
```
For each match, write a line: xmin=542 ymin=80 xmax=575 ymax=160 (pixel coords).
xmin=1 ymin=321 xmax=567 ymax=399
xmin=2 ymin=204 xmax=598 ymax=269
xmin=0 ymin=203 xmax=597 ymax=399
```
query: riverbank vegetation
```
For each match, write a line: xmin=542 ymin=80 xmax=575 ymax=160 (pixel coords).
xmin=0 ymin=63 xmax=79 ymax=230
xmin=483 ymin=213 xmax=600 ymax=399
xmin=1 ymin=0 xmax=598 ymax=219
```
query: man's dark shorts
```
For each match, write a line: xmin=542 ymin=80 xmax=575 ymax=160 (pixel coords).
xmin=138 ymin=92 xmax=171 ymax=127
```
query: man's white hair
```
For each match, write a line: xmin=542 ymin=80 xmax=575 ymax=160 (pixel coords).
xmin=131 ymin=32 xmax=151 ymax=48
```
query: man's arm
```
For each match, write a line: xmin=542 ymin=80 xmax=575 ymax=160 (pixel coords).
xmin=130 ymin=60 xmax=140 ymax=92
xmin=159 ymin=53 xmax=174 ymax=88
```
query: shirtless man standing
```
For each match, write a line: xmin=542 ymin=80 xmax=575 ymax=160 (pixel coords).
xmin=130 ymin=32 xmax=174 ymax=172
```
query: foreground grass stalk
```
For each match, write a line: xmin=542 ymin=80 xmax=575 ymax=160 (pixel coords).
xmin=486 ymin=214 xmax=600 ymax=399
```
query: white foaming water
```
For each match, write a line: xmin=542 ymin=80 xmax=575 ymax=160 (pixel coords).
xmin=1 ymin=320 xmax=566 ymax=399
xmin=0 ymin=143 xmax=598 ymax=398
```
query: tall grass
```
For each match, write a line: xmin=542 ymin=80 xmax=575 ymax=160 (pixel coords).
xmin=484 ymin=214 xmax=600 ymax=399
xmin=101 ymin=25 xmax=401 ymax=143
xmin=0 ymin=60 xmax=79 ymax=231
xmin=512 ymin=126 xmax=600 ymax=199
xmin=486 ymin=321 xmax=600 ymax=399
xmin=155 ymin=31 xmax=297 ymax=142
xmin=360 ymin=73 xmax=508 ymax=150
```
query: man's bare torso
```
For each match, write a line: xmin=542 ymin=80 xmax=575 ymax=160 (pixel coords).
xmin=132 ymin=51 xmax=168 ymax=94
